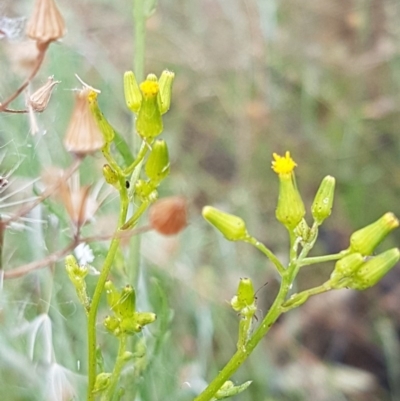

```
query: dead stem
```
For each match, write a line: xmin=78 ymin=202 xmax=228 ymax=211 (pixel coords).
xmin=0 ymin=45 xmax=48 ymax=112
xmin=3 ymin=225 xmax=152 ymax=279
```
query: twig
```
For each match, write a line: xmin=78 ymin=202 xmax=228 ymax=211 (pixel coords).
xmin=0 ymin=45 xmax=48 ymax=112
xmin=3 ymin=225 xmax=152 ymax=280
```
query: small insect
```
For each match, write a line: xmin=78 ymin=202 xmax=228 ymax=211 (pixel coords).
xmin=125 ymin=180 xmax=130 ymax=189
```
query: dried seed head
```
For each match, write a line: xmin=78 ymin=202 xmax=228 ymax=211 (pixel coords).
xmin=149 ymin=196 xmax=187 ymax=235
xmin=64 ymin=88 xmax=105 ymax=157
xmin=26 ymin=0 xmax=66 ymax=45
xmin=28 ymin=76 xmax=60 ymax=112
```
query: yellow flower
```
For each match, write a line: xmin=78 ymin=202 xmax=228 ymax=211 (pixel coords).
xmin=271 ymin=151 xmax=297 ymax=176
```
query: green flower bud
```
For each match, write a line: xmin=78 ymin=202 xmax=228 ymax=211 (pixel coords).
xmin=135 ymin=311 xmax=157 ymax=327
xmin=120 ymin=318 xmax=142 ymax=334
xmin=215 ymin=380 xmax=252 ymax=399
xmin=145 ymin=139 xmax=170 ymax=183
xmin=65 ymin=255 xmax=90 ymax=312
xmin=311 ymin=175 xmax=335 ymax=225
xmin=349 ymin=212 xmax=399 ymax=255
xmin=104 ymin=315 xmax=121 ymax=336
xmin=275 ymin=173 xmax=305 ymax=231
xmin=105 ymin=280 xmax=121 ymax=315
xmin=93 ymin=372 xmax=111 ymax=393
xmin=134 ymin=179 xmax=155 ymax=201
xmin=158 ymin=70 xmax=174 ymax=114
xmin=88 ymin=91 xmax=115 ymax=143
xmin=202 ymin=206 xmax=248 ymax=241
xmin=136 ymin=79 xmax=163 ymax=140
xmin=231 ymin=278 xmax=256 ymax=315
xmin=349 ymin=248 xmax=400 ymax=291
xmin=330 ymin=253 xmax=365 ymax=287
xmin=124 ymin=71 xmax=142 ymax=113
xmin=118 ymin=285 xmax=136 ymax=319
xmin=103 ymin=164 xmax=120 ymax=189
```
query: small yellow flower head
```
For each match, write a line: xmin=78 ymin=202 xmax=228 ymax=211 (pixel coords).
xmin=272 ymin=152 xmax=305 ymax=230
xmin=271 ymin=151 xmax=297 ymax=176
xmin=140 ymin=80 xmax=159 ymax=99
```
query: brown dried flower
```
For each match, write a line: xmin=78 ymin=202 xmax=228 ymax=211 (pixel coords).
xmin=26 ymin=0 xmax=66 ymax=45
xmin=149 ymin=196 xmax=187 ymax=235
xmin=64 ymin=88 xmax=105 ymax=157
xmin=28 ymin=76 xmax=60 ymax=112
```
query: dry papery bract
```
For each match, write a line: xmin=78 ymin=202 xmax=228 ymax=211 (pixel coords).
xmin=42 ymin=168 xmax=100 ymax=229
xmin=63 ymin=88 xmax=105 ymax=157
xmin=26 ymin=0 xmax=66 ymax=45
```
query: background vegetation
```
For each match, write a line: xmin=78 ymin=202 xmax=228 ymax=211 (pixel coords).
xmin=1 ymin=0 xmax=400 ymax=400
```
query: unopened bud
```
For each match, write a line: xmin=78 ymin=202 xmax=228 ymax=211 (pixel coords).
xmin=135 ymin=312 xmax=157 ymax=327
xmin=349 ymin=212 xmax=399 ymax=255
xmin=350 ymin=248 xmax=400 ymax=290
xmin=103 ymin=164 xmax=120 ymax=189
xmin=124 ymin=71 xmax=142 ymax=113
xmin=64 ymin=88 xmax=105 ymax=156
xmin=28 ymin=76 xmax=60 ymax=112
xmin=275 ymin=173 xmax=305 ymax=231
xmin=202 ymin=206 xmax=248 ymax=241
xmin=158 ymin=70 xmax=174 ymax=114
xmin=93 ymin=372 xmax=111 ymax=393
xmin=330 ymin=253 xmax=364 ymax=287
xmin=104 ymin=315 xmax=120 ymax=336
xmin=231 ymin=278 xmax=255 ymax=312
xmin=311 ymin=175 xmax=335 ymax=225
xmin=145 ymin=139 xmax=170 ymax=183
xmin=26 ymin=0 xmax=66 ymax=45
xmin=149 ymin=196 xmax=187 ymax=235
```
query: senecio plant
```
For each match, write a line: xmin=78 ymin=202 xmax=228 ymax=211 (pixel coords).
xmin=64 ymin=69 xmax=176 ymax=401
xmin=200 ymin=151 xmax=400 ymax=401
xmin=1 ymin=1 xmax=399 ymax=401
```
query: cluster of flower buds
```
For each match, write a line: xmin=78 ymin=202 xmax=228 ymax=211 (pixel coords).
xmin=65 ymin=255 xmax=90 ymax=313
xmin=230 ymin=278 xmax=257 ymax=351
xmin=103 ymin=281 xmax=156 ymax=337
xmin=135 ymin=138 xmax=170 ymax=202
xmin=124 ymin=70 xmax=174 ymax=141
xmin=330 ymin=213 xmax=400 ymax=290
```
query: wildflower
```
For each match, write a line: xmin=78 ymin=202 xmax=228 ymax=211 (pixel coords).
xmin=63 ymin=88 xmax=105 ymax=157
xmin=145 ymin=139 xmax=170 ymax=184
xmin=26 ymin=0 xmax=66 ymax=47
xmin=272 ymin=151 xmax=305 ymax=230
xmin=149 ymin=196 xmax=187 ymax=235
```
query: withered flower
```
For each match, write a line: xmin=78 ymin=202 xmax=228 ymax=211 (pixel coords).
xmin=28 ymin=76 xmax=60 ymax=112
xmin=149 ymin=196 xmax=187 ymax=235
xmin=26 ymin=0 xmax=66 ymax=45
xmin=64 ymin=88 xmax=105 ymax=157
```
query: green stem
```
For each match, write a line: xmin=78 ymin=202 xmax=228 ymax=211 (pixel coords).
xmin=194 ymin=273 xmax=292 ymax=401
xmin=299 ymin=250 xmax=350 ymax=267
xmin=244 ymin=236 xmax=285 ymax=275
xmin=102 ymin=335 xmax=128 ymax=401
xmin=123 ymin=141 xmax=149 ymax=176
xmin=87 ymin=188 xmax=129 ymax=401
xmin=133 ymin=0 xmax=146 ymax=83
